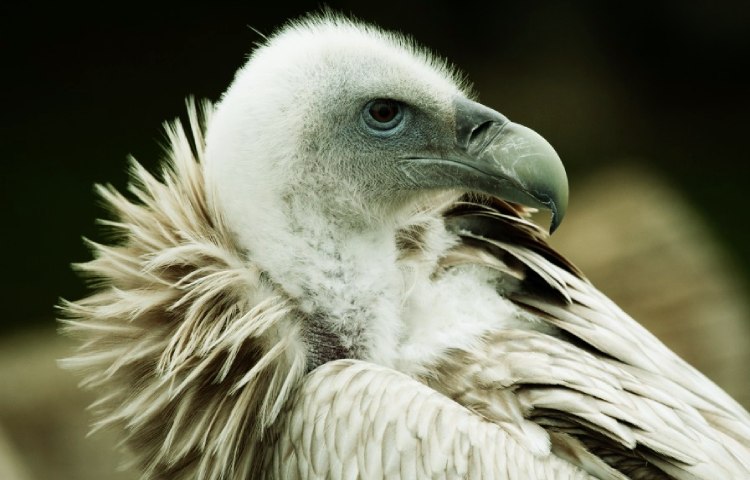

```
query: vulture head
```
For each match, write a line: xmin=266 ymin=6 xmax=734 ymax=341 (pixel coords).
xmin=207 ymin=19 xmax=566 ymax=227
xmin=205 ymin=17 xmax=567 ymax=369
xmin=62 ymin=13 xmax=750 ymax=480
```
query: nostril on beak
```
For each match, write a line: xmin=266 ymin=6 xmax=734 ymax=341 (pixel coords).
xmin=466 ymin=121 xmax=506 ymax=155
xmin=469 ymin=121 xmax=494 ymax=144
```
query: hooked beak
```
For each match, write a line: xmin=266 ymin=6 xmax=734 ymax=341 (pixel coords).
xmin=398 ymin=97 xmax=568 ymax=232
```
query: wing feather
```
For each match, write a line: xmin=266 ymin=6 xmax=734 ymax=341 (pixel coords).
xmin=264 ymin=359 xmax=593 ymax=479
xmin=434 ymin=197 xmax=750 ymax=479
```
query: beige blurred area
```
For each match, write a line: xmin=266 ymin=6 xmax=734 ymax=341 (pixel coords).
xmin=0 ymin=165 xmax=749 ymax=479
xmin=551 ymin=165 xmax=750 ymax=408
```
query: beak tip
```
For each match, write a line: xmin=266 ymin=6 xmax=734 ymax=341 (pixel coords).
xmin=549 ymin=190 xmax=567 ymax=234
xmin=550 ymin=212 xmax=562 ymax=234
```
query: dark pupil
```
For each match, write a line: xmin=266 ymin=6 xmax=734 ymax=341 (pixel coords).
xmin=370 ymin=101 xmax=397 ymax=122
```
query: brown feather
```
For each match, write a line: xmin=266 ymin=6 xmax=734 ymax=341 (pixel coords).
xmin=60 ymin=100 xmax=308 ymax=479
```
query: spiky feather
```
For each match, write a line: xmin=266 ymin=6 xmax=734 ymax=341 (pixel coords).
xmin=60 ymin=100 xmax=307 ymax=479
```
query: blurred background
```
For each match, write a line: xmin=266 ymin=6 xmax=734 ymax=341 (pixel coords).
xmin=1 ymin=2 xmax=749 ymax=478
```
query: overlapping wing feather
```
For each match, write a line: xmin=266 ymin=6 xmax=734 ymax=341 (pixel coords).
xmin=264 ymin=359 xmax=592 ymax=479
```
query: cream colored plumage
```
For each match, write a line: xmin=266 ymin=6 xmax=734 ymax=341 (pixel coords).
xmin=61 ymin=14 xmax=750 ymax=479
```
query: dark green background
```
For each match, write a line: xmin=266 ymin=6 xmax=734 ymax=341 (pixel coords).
xmin=2 ymin=2 xmax=749 ymax=332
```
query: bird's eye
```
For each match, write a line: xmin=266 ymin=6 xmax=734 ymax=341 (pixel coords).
xmin=370 ymin=101 xmax=399 ymax=123
xmin=362 ymin=99 xmax=404 ymax=133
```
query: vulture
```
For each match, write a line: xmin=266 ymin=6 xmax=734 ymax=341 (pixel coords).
xmin=61 ymin=14 xmax=750 ymax=480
